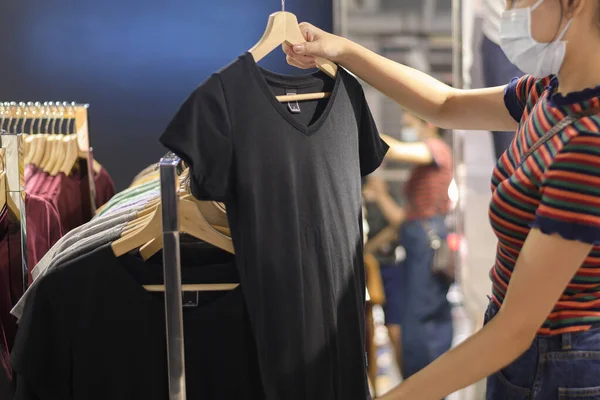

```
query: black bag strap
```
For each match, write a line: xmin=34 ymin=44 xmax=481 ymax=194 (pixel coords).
xmin=518 ymin=106 xmax=600 ymax=169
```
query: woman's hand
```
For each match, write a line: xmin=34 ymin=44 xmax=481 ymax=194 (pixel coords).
xmin=282 ymin=23 xmax=348 ymax=69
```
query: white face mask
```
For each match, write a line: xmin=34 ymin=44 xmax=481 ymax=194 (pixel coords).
xmin=499 ymin=0 xmax=573 ymax=78
xmin=402 ymin=127 xmax=419 ymax=142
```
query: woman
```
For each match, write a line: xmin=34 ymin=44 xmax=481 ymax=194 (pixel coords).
xmin=363 ymin=114 xmax=454 ymax=381
xmin=284 ymin=0 xmax=600 ymax=398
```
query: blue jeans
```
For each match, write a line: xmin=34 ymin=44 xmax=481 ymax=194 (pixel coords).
xmin=400 ymin=216 xmax=453 ymax=379
xmin=381 ymin=262 xmax=407 ymax=326
xmin=481 ymin=35 xmax=523 ymax=160
xmin=484 ymin=301 xmax=600 ymax=399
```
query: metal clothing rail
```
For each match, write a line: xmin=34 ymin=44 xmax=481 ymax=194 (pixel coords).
xmin=0 ymin=101 xmax=97 ymax=216
xmin=0 ymin=132 xmax=28 ymax=294
xmin=159 ymin=152 xmax=187 ymax=400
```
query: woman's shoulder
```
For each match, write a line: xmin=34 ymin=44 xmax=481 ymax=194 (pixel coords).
xmin=504 ymin=75 xmax=553 ymax=124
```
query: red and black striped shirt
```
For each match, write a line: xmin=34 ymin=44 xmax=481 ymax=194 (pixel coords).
xmin=405 ymin=138 xmax=453 ymax=220
xmin=491 ymin=74 xmax=600 ymax=335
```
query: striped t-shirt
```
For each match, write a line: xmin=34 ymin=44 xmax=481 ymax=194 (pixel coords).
xmin=405 ymin=137 xmax=453 ymax=220
xmin=490 ymin=74 xmax=600 ymax=335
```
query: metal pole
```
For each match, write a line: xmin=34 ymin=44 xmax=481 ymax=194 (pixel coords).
xmin=452 ymin=0 xmax=463 ymax=89
xmin=0 ymin=133 xmax=28 ymax=294
xmin=160 ymin=153 xmax=186 ymax=400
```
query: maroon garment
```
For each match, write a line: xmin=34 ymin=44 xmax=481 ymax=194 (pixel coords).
xmin=26 ymin=166 xmax=83 ymax=233
xmin=0 ymin=205 xmax=16 ymax=394
xmin=0 ymin=193 xmax=64 ymax=394
xmin=25 ymin=165 xmax=115 ymax=233
xmin=404 ymin=137 xmax=453 ymax=220
xmin=94 ymin=166 xmax=115 ymax=208
xmin=25 ymin=193 xmax=64 ymax=269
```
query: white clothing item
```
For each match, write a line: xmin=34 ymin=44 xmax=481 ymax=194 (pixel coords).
xmin=481 ymin=0 xmax=506 ymax=45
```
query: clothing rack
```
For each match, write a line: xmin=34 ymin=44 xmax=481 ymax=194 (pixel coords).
xmin=0 ymin=132 xmax=27 ymax=293
xmin=160 ymin=152 xmax=187 ymax=400
xmin=0 ymin=101 xmax=98 ymax=216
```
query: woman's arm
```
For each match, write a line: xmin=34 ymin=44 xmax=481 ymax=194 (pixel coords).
xmin=365 ymin=225 xmax=399 ymax=254
xmin=283 ymin=24 xmax=517 ymax=132
xmin=380 ymin=133 xmax=433 ymax=165
xmin=363 ymin=178 xmax=406 ymax=227
xmin=378 ymin=228 xmax=593 ymax=400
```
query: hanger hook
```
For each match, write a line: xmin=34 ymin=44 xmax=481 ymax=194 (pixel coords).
xmin=70 ymin=102 xmax=76 ymax=134
xmin=52 ymin=102 xmax=58 ymax=134
xmin=42 ymin=102 xmax=50 ymax=133
xmin=34 ymin=102 xmax=42 ymax=134
xmin=57 ymin=102 xmax=66 ymax=134
xmin=7 ymin=102 xmax=16 ymax=133
xmin=17 ymin=102 xmax=26 ymax=133
xmin=26 ymin=102 xmax=35 ymax=134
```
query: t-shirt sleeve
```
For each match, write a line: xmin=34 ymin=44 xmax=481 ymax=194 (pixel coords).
xmin=424 ymin=137 xmax=452 ymax=169
xmin=504 ymin=75 xmax=554 ymax=123
xmin=357 ymin=87 xmax=388 ymax=177
xmin=159 ymin=73 xmax=233 ymax=201
xmin=533 ymin=133 xmax=600 ymax=244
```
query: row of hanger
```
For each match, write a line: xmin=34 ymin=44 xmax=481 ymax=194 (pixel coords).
xmin=0 ymin=102 xmax=102 ymax=176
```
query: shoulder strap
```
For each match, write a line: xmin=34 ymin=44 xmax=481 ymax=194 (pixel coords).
xmin=518 ymin=106 xmax=600 ymax=169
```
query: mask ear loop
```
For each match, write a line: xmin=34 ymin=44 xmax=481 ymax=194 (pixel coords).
xmin=555 ymin=19 xmax=574 ymax=42
xmin=531 ymin=0 xmax=547 ymax=11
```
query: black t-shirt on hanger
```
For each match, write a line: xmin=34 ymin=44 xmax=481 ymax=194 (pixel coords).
xmin=160 ymin=53 xmax=388 ymax=400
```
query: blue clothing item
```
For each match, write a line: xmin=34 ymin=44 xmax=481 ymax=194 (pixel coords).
xmin=481 ymin=35 xmax=524 ymax=160
xmin=484 ymin=300 xmax=600 ymax=399
xmin=381 ymin=263 xmax=407 ymax=326
xmin=400 ymin=216 xmax=453 ymax=379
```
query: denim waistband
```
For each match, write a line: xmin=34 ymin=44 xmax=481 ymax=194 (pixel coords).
xmin=485 ymin=299 xmax=600 ymax=352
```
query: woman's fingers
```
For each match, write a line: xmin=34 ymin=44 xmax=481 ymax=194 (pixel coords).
xmin=286 ymin=55 xmax=315 ymax=69
xmin=283 ymin=45 xmax=317 ymax=68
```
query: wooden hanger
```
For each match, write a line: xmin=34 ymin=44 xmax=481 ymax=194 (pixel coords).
xmin=139 ymin=198 xmax=231 ymax=260
xmin=111 ymin=192 xmax=237 ymax=292
xmin=249 ymin=11 xmax=338 ymax=103
xmin=31 ymin=135 xmax=46 ymax=167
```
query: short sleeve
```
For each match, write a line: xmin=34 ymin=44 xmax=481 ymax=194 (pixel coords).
xmin=424 ymin=137 xmax=452 ymax=169
xmin=356 ymin=88 xmax=388 ymax=177
xmin=159 ymin=74 xmax=233 ymax=201
xmin=504 ymin=75 xmax=553 ymax=123
xmin=533 ymin=133 xmax=600 ymax=245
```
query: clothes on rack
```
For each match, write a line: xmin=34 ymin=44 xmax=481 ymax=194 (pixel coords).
xmin=12 ymin=243 xmax=264 ymax=400
xmin=11 ymin=197 xmax=146 ymax=320
xmin=160 ymin=52 xmax=388 ymax=399
xmin=0 ymin=193 xmax=63 ymax=399
xmin=25 ymin=163 xmax=115 ymax=233
xmin=11 ymin=198 xmax=264 ymax=399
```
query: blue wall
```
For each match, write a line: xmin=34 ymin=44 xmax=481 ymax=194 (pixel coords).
xmin=0 ymin=1 xmax=332 ymax=189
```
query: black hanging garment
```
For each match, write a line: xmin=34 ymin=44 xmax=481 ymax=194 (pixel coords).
xmin=160 ymin=53 xmax=388 ymax=400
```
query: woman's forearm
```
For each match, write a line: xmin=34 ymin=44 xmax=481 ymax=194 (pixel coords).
xmin=334 ymin=39 xmax=515 ymax=132
xmin=375 ymin=193 xmax=405 ymax=227
xmin=380 ymin=134 xmax=433 ymax=165
xmin=338 ymin=40 xmax=454 ymax=127
xmin=379 ymin=312 xmax=534 ymax=400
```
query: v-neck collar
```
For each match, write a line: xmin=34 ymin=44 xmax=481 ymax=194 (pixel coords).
xmin=242 ymin=52 xmax=342 ymax=136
